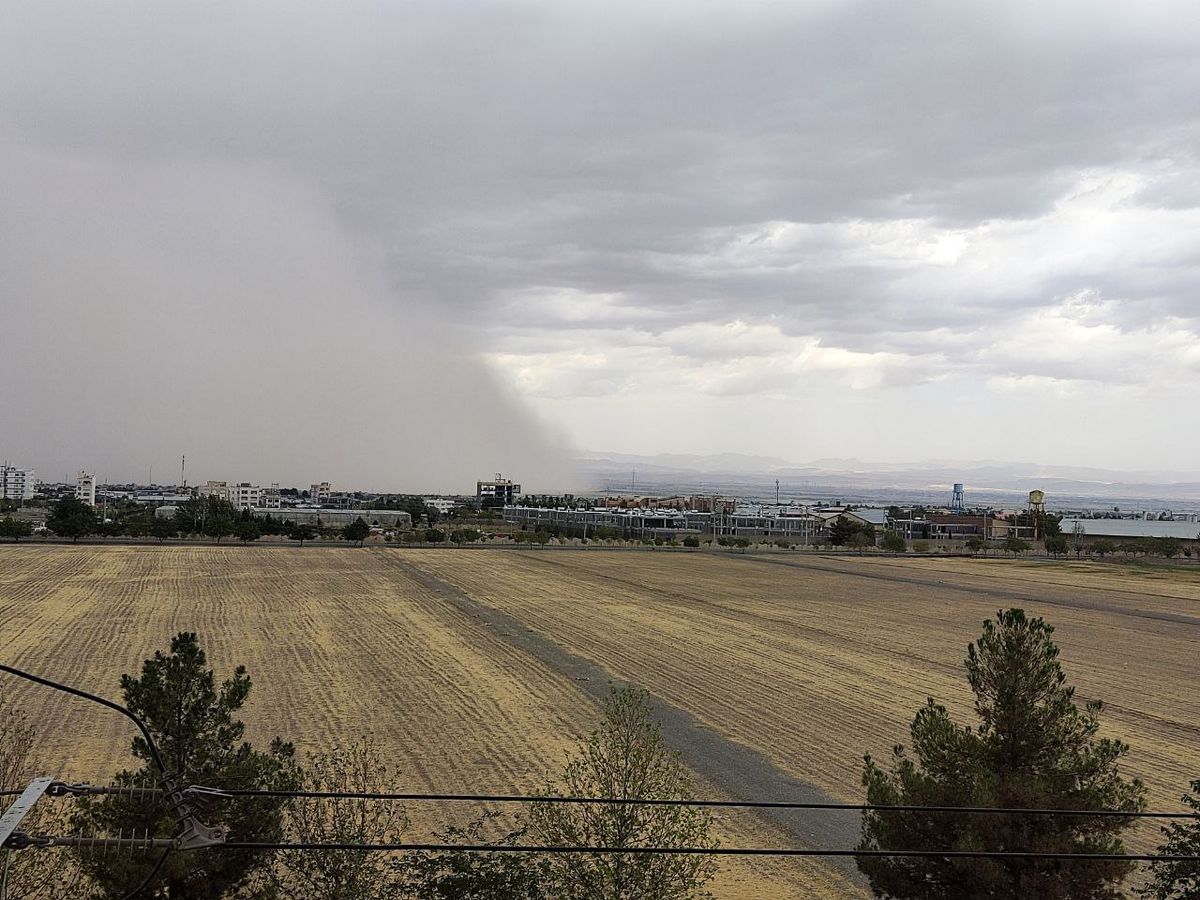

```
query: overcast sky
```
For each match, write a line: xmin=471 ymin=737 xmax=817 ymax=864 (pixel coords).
xmin=3 ymin=1 xmax=1199 ymax=489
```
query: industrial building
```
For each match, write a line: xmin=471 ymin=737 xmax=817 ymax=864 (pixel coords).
xmin=711 ymin=506 xmax=825 ymax=542
xmin=261 ymin=508 xmax=412 ymax=528
xmin=504 ymin=505 xmax=703 ymax=538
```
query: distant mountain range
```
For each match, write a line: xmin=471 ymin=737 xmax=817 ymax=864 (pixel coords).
xmin=575 ymin=452 xmax=1200 ymax=506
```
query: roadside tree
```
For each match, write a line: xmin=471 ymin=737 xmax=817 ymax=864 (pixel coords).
xmin=1045 ymin=535 xmax=1068 ymax=556
xmin=149 ymin=519 xmax=178 ymax=543
xmin=1003 ymin=535 xmax=1031 ymax=555
xmin=450 ymin=528 xmax=481 ymax=544
xmin=235 ymin=521 xmax=261 ymax=543
xmin=829 ymin=516 xmax=873 ymax=546
xmin=857 ymin=608 xmax=1146 ymax=900
xmin=342 ymin=517 xmax=371 ymax=546
xmin=47 ymin=497 xmax=98 ymax=542
xmin=531 ymin=686 xmax=717 ymax=899
xmin=0 ymin=517 xmax=34 ymax=542
xmin=290 ymin=523 xmax=319 ymax=545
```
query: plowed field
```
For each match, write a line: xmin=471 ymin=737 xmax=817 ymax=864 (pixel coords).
xmin=2 ymin=545 xmax=1197 ymax=898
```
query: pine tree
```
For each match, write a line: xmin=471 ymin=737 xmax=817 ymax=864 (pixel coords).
xmin=857 ymin=608 xmax=1146 ymax=900
xmin=74 ymin=633 xmax=297 ymax=899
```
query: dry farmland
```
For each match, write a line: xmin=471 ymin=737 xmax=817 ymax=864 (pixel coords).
xmin=1 ymin=545 xmax=1198 ymax=898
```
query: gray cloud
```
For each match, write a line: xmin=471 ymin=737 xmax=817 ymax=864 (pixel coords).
xmin=2 ymin=0 xmax=1199 ymax=473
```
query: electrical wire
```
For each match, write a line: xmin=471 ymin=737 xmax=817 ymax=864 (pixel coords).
xmin=0 ymin=662 xmax=175 ymax=896
xmin=0 ymin=664 xmax=166 ymax=775
xmin=217 ymin=841 xmax=1200 ymax=862
xmin=9 ymin=784 xmax=1196 ymax=821
xmin=117 ymin=847 xmax=171 ymax=900
xmin=204 ymin=788 xmax=1194 ymax=820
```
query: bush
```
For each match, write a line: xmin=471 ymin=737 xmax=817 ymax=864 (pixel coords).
xmin=682 ymin=536 xmax=700 ymax=548
xmin=531 ymin=687 xmax=717 ymax=898
xmin=912 ymin=540 xmax=929 ymax=553
xmin=880 ymin=532 xmax=907 ymax=554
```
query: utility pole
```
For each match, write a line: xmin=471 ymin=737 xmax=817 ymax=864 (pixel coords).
xmin=776 ymin=478 xmax=780 ymax=507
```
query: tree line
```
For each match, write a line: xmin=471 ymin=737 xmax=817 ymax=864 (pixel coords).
xmin=2 ymin=608 xmax=1197 ymax=899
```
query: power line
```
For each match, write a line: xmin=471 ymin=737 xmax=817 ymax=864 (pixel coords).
xmin=30 ymin=784 xmax=1193 ymax=822
xmin=109 ymin=840 xmax=1200 ymax=863
xmin=0 ymin=664 xmax=165 ymax=775
xmin=6 ymin=833 xmax=1199 ymax=863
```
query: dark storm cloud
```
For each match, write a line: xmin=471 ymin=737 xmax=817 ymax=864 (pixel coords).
xmin=2 ymin=0 xmax=1199 ymax=474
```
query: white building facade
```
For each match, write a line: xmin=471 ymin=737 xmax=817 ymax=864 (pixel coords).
xmin=0 ymin=465 xmax=36 ymax=501
xmin=227 ymin=482 xmax=264 ymax=509
xmin=76 ymin=471 xmax=97 ymax=506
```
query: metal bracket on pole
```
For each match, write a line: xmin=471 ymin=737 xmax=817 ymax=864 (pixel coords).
xmin=162 ymin=775 xmax=225 ymax=851
xmin=0 ymin=779 xmax=53 ymax=849
xmin=1 ymin=778 xmax=53 ymax=900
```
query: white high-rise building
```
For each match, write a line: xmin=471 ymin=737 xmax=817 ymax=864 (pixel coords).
xmin=76 ymin=471 xmax=97 ymax=506
xmin=310 ymin=482 xmax=332 ymax=504
xmin=0 ymin=465 xmax=36 ymax=501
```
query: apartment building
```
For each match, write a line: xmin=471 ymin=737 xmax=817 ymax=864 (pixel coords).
xmin=75 ymin=471 xmax=97 ymax=506
xmin=0 ymin=465 xmax=36 ymax=501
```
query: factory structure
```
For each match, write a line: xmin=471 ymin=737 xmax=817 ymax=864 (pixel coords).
xmin=502 ymin=484 xmax=1053 ymax=545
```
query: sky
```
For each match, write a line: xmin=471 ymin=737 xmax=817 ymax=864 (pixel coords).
xmin=2 ymin=1 xmax=1199 ymax=490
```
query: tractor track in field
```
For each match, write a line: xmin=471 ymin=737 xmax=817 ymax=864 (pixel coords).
xmin=382 ymin=552 xmax=866 ymax=883
xmin=732 ymin=554 xmax=1200 ymax=629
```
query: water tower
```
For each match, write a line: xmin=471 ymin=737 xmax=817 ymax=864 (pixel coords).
xmin=1028 ymin=489 xmax=1047 ymax=540
xmin=951 ymin=483 xmax=966 ymax=511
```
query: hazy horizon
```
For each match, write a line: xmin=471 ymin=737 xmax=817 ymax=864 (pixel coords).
xmin=4 ymin=2 xmax=1199 ymax=486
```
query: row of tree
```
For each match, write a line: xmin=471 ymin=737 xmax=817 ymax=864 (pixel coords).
xmin=13 ymin=497 xmax=379 ymax=546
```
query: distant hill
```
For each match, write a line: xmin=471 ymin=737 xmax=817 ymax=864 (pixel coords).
xmin=575 ymin=452 xmax=1200 ymax=506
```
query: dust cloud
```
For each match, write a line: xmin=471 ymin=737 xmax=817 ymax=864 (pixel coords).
xmin=0 ymin=149 xmax=575 ymax=492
